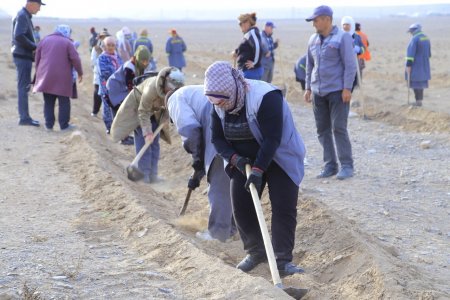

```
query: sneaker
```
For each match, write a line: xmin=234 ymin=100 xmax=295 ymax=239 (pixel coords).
xmin=90 ymin=112 xmax=98 ymax=117
xmin=316 ymin=168 xmax=338 ymax=179
xmin=195 ymin=230 xmax=215 ymax=241
xmin=45 ymin=126 xmax=53 ymax=131
xmin=236 ymin=254 xmax=267 ymax=272
xmin=336 ymin=167 xmax=353 ymax=180
xmin=18 ymin=119 xmax=40 ymax=127
xmin=61 ymin=124 xmax=76 ymax=131
xmin=149 ymin=174 xmax=164 ymax=183
xmin=278 ymin=262 xmax=305 ymax=277
xmin=120 ymin=136 xmax=134 ymax=145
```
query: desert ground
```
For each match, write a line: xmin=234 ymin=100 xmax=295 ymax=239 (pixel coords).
xmin=0 ymin=16 xmax=449 ymax=299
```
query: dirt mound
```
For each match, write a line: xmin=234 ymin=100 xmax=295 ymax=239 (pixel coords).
xmin=355 ymin=100 xmax=450 ymax=132
xmin=55 ymin=127 xmax=441 ymax=299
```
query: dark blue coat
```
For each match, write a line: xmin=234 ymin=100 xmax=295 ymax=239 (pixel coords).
xmin=406 ymin=31 xmax=431 ymax=83
xmin=166 ymin=36 xmax=186 ymax=69
xmin=11 ymin=7 xmax=37 ymax=60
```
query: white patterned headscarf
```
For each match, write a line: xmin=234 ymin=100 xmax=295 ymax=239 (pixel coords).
xmin=55 ymin=24 xmax=71 ymax=38
xmin=204 ymin=61 xmax=248 ymax=115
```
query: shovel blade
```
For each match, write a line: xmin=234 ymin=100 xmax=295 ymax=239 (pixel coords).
xmin=126 ymin=164 xmax=144 ymax=181
xmin=283 ymin=287 xmax=308 ymax=299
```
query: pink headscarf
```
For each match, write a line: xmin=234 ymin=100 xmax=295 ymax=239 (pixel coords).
xmin=204 ymin=61 xmax=248 ymax=115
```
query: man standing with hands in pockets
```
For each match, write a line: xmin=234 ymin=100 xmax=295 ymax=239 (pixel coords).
xmin=11 ymin=0 xmax=46 ymax=127
xmin=304 ymin=5 xmax=357 ymax=180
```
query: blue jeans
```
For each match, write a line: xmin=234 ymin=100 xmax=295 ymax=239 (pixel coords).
xmin=312 ymin=91 xmax=353 ymax=170
xmin=43 ymin=93 xmax=71 ymax=129
xmin=134 ymin=120 xmax=160 ymax=177
xmin=101 ymin=95 xmax=113 ymax=131
xmin=13 ymin=57 xmax=33 ymax=122
xmin=243 ymin=66 xmax=264 ymax=80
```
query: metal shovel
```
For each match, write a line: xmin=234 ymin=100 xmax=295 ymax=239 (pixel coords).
xmin=406 ymin=70 xmax=411 ymax=105
xmin=126 ymin=122 xmax=165 ymax=181
xmin=178 ymin=188 xmax=193 ymax=216
xmin=245 ymin=165 xmax=308 ymax=299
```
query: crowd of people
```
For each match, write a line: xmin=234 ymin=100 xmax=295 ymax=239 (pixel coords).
xmin=11 ymin=0 xmax=432 ymax=279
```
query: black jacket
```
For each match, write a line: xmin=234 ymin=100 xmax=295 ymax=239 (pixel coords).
xmin=236 ymin=27 xmax=263 ymax=71
xmin=11 ymin=7 xmax=37 ymax=61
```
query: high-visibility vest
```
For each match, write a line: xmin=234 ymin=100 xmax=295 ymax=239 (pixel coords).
xmin=356 ymin=31 xmax=371 ymax=61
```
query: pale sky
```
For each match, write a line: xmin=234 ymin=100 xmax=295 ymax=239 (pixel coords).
xmin=1 ymin=0 xmax=450 ymax=19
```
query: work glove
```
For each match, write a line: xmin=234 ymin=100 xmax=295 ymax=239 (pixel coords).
xmin=188 ymin=169 xmax=205 ymax=190
xmin=188 ymin=160 xmax=205 ymax=190
xmin=230 ymin=154 xmax=251 ymax=176
xmin=353 ymin=45 xmax=361 ymax=54
xmin=245 ymin=167 xmax=264 ymax=194
xmin=192 ymin=159 xmax=204 ymax=172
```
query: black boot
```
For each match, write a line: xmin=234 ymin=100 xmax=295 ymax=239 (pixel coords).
xmin=236 ymin=254 xmax=267 ymax=272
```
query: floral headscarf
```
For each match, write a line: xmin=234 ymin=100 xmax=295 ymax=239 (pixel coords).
xmin=55 ymin=24 xmax=71 ymax=38
xmin=204 ymin=61 xmax=248 ymax=115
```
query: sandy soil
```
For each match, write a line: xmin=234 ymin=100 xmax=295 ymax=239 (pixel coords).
xmin=0 ymin=17 xmax=449 ymax=299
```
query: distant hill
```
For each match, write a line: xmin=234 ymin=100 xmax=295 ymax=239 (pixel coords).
xmin=259 ymin=4 xmax=450 ymax=20
xmin=1 ymin=4 xmax=449 ymax=21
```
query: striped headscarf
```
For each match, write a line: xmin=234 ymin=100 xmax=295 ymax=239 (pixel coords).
xmin=204 ymin=61 xmax=248 ymax=115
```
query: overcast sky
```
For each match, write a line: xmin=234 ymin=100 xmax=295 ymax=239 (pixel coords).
xmin=1 ymin=0 xmax=449 ymax=19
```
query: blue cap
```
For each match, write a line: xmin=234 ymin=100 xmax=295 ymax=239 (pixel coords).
xmin=407 ymin=23 xmax=421 ymax=33
xmin=265 ymin=21 xmax=276 ymax=28
xmin=305 ymin=5 xmax=333 ymax=22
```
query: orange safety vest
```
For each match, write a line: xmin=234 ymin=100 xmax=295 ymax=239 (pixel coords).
xmin=356 ymin=31 xmax=371 ymax=61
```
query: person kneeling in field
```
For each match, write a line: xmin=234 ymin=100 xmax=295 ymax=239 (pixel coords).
xmin=111 ymin=67 xmax=184 ymax=183
xmin=204 ymin=61 xmax=306 ymax=276
xmin=166 ymin=85 xmax=236 ymax=242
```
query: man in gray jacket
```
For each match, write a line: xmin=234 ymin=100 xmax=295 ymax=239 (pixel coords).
xmin=304 ymin=5 xmax=357 ymax=180
xmin=11 ymin=0 xmax=45 ymax=127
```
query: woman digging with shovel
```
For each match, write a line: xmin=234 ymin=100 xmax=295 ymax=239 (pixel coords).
xmin=110 ymin=67 xmax=185 ymax=183
xmin=204 ymin=61 xmax=307 ymax=293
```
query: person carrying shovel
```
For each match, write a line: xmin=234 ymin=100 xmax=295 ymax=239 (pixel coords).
xmin=166 ymin=85 xmax=236 ymax=242
xmin=110 ymin=67 xmax=185 ymax=183
xmin=204 ymin=61 xmax=306 ymax=277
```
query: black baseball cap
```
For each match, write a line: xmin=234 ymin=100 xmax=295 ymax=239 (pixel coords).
xmin=28 ymin=0 xmax=46 ymax=5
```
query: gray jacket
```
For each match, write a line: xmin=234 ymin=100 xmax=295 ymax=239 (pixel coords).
xmin=11 ymin=7 xmax=36 ymax=61
xmin=306 ymin=26 xmax=357 ymax=96
xmin=167 ymin=85 xmax=217 ymax=174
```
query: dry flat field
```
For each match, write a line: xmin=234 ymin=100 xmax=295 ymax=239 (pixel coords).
xmin=0 ymin=16 xmax=449 ymax=299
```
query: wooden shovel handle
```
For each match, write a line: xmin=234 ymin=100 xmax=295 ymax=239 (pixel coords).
xmin=245 ymin=164 xmax=283 ymax=287
xmin=131 ymin=122 xmax=165 ymax=166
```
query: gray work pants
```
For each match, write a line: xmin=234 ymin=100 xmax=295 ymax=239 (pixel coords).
xmin=312 ymin=91 xmax=353 ymax=171
xmin=207 ymin=156 xmax=236 ymax=242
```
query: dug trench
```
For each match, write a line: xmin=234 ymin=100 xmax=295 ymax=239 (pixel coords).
xmin=56 ymin=97 xmax=443 ymax=299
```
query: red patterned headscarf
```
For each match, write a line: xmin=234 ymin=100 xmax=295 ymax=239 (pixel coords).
xmin=204 ymin=61 xmax=248 ymax=115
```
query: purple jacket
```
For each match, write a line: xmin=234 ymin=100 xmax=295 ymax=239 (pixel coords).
xmin=33 ymin=32 xmax=83 ymax=98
